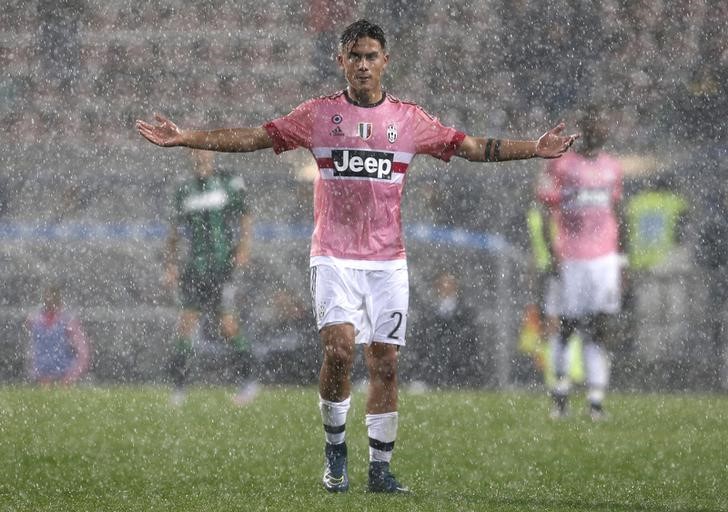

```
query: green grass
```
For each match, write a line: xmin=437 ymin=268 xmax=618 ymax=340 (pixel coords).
xmin=0 ymin=386 xmax=726 ymax=512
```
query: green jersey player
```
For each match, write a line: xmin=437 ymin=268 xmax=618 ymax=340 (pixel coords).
xmin=164 ymin=149 xmax=257 ymax=406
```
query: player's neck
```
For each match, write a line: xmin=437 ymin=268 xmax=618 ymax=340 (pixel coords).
xmin=346 ymin=87 xmax=383 ymax=106
xmin=580 ymin=148 xmax=601 ymax=159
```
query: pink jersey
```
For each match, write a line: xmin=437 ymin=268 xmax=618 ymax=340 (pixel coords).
xmin=537 ymin=151 xmax=623 ymax=260
xmin=264 ymin=91 xmax=465 ymax=267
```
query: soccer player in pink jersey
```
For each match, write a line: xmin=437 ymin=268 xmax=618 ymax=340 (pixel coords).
xmin=536 ymin=105 xmax=624 ymax=421
xmin=138 ymin=19 xmax=578 ymax=493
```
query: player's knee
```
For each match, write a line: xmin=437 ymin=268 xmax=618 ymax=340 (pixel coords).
xmin=232 ymin=352 xmax=253 ymax=377
xmin=178 ymin=311 xmax=199 ymax=337
xmin=559 ymin=318 xmax=578 ymax=342
xmin=543 ymin=315 xmax=560 ymax=337
xmin=369 ymin=360 xmax=397 ymax=385
xmin=585 ymin=313 xmax=611 ymax=342
xmin=366 ymin=345 xmax=398 ymax=383
xmin=220 ymin=314 xmax=238 ymax=339
xmin=320 ymin=324 xmax=355 ymax=366
xmin=322 ymin=339 xmax=354 ymax=371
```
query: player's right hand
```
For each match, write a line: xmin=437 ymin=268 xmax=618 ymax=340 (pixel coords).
xmin=136 ymin=114 xmax=185 ymax=147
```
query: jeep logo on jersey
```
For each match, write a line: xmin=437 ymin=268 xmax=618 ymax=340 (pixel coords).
xmin=332 ymin=150 xmax=394 ymax=180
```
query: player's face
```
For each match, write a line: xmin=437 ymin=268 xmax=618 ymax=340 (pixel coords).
xmin=337 ymin=37 xmax=388 ymax=101
xmin=579 ymin=115 xmax=608 ymax=153
xmin=582 ymin=124 xmax=608 ymax=152
xmin=42 ymin=288 xmax=62 ymax=312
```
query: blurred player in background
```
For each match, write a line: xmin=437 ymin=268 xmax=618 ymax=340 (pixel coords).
xmin=26 ymin=284 xmax=91 ymax=386
xmin=536 ymin=105 xmax=624 ymax=421
xmin=164 ymin=148 xmax=257 ymax=406
xmin=138 ymin=19 xmax=578 ymax=493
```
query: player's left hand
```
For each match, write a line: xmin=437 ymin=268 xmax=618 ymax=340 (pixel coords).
xmin=535 ymin=123 xmax=580 ymax=159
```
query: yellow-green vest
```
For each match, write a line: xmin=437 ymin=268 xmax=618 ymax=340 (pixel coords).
xmin=527 ymin=206 xmax=554 ymax=272
xmin=626 ymin=191 xmax=687 ymax=270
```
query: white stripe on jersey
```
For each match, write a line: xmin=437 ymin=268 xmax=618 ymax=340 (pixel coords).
xmin=312 ymin=147 xmax=415 ymax=163
xmin=318 ymin=168 xmax=406 ymax=184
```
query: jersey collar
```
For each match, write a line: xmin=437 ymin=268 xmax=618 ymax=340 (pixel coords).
xmin=343 ymin=89 xmax=386 ymax=108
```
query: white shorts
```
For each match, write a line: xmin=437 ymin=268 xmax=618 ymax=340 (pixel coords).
xmin=554 ymin=252 xmax=621 ymax=318
xmin=310 ymin=264 xmax=409 ymax=345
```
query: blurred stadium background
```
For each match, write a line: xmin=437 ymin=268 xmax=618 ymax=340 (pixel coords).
xmin=1 ymin=0 xmax=727 ymax=391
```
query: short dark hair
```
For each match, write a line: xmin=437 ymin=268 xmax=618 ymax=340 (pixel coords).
xmin=339 ymin=19 xmax=386 ymax=51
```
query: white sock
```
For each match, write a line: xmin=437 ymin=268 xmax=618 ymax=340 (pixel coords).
xmin=319 ymin=395 xmax=350 ymax=445
xmin=584 ymin=341 xmax=609 ymax=404
xmin=550 ymin=335 xmax=571 ymax=394
xmin=587 ymin=387 xmax=606 ymax=406
xmin=366 ymin=412 xmax=398 ymax=463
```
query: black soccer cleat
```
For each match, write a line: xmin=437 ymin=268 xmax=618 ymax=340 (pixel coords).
xmin=367 ymin=461 xmax=410 ymax=493
xmin=322 ymin=442 xmax=349 ymax=493
xmin=549 ymin=391 xmax=569 ymax=420
xmin=589 ymin=402 xmax=607 ymax=422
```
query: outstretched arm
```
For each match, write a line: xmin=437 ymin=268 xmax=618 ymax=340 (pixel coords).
xmin=455 ymin=123 xmax=579 ymax=162
xmin=136 ymin=114 xmax=273 ymax=152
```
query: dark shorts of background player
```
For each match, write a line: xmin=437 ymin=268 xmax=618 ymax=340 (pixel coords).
xmin=173 ymin=267 xmax=253 ymax=387
xmin=179 ymin=267 xmax=232 ymax=313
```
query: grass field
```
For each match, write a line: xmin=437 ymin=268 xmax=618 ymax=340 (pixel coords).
xmin=1 ymin=385 xmax=726 ymax=512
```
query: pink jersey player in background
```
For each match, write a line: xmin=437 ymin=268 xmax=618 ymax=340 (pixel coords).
xmin=137 ymin=19 xmax=579 ymax=494
xmin=537 ymin=105 xmax=624 ymax=421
